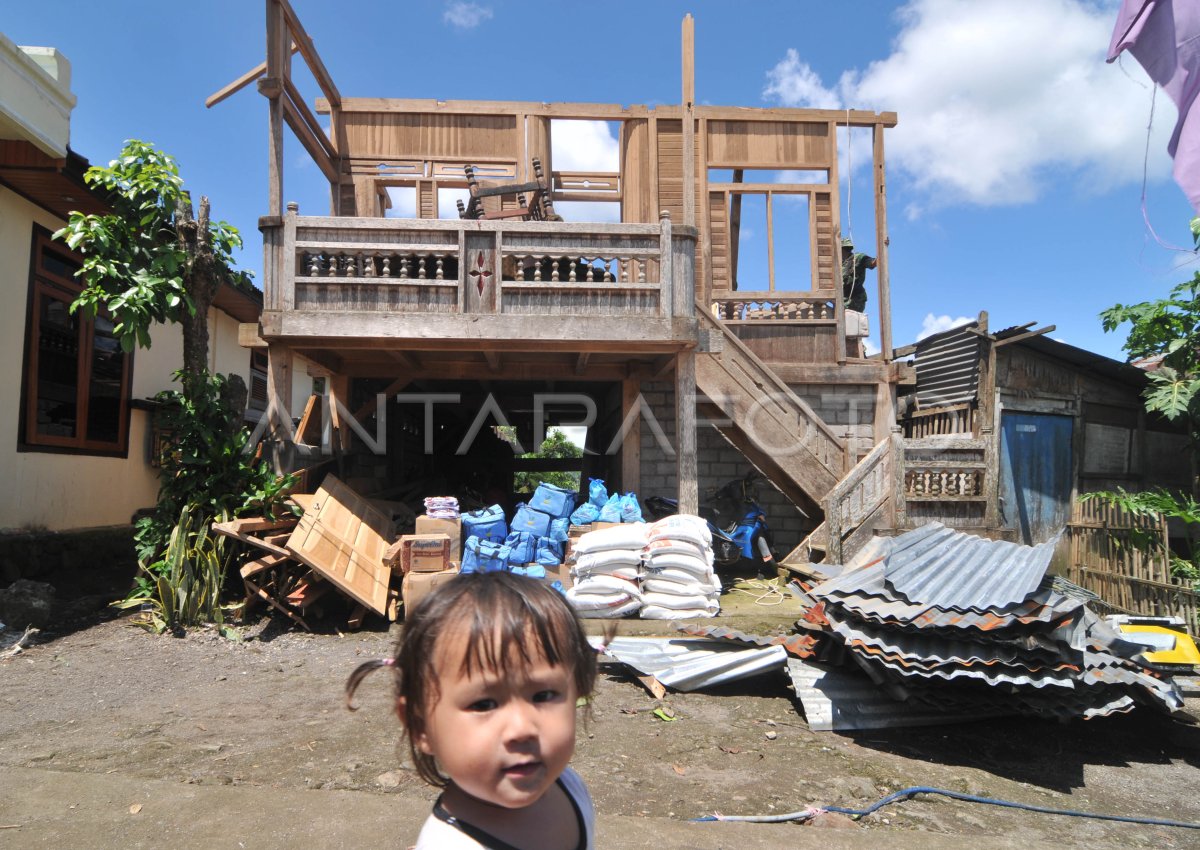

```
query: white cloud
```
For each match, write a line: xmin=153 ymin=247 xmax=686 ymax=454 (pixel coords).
xmin=764 ymin=0 xmax=1174 ymax=208
xmin=443 ymin=2 xmax=493 ymax=30
xmin=550 ymin=120 xmax=620 ymax=171
xmin=917 ymin=313 xmax=975 ymax=340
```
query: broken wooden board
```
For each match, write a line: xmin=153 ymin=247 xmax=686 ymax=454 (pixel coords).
xmin=288 ymin=493 xmax=318 ymax=513
xmin=213 ymin=522 xmax=291 ymax=558
xmin=285 ymin=475 xmax=395 ymax=616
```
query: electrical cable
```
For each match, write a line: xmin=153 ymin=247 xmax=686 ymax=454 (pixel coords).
xmin=693 ymin=785 xmax=1200 ymax=830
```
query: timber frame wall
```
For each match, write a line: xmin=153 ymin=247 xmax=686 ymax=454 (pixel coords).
xmin=237 ymin=1 xmax=901 ymax=518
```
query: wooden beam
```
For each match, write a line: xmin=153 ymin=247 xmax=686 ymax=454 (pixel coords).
xmin=575 ymin=352 xmax=591 ymax=375
xmin=265 ymin=0 xmax=287 ymax=219
xmin=873 ymin=123 xmax=893 ymax=361
xmin=351 ymin=375 xmax=409 ymax=425
xmin=206 ymin=43 xmax=298 ymax=108
xmin=676 ymin=350 xmax=698 ymax=514
xmin=621 ymin=377 xmax=641 ymax=496
xmin=484 ymin=350 xmax=502 ymax=373
xmin=682 ymin=14 xmax=696 ymax=229
xmin=281 ymin=93 xmax=338 ymax=184
xmin=239 ymin=322 xmax=267 ymax=348
xmin=385 ymin=349 xmax=421 ymax=371
xmin=992 ymin=325 xmax=1055 ymax=348
xmin=296 ymin=349 xmax=343 ymax=375
xmin=729 ymin=171 xmax=743 ymax=290
xmin=275 ymin=0 xmax=341 ymax=108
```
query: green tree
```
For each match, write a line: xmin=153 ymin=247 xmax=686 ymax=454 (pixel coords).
xmin=53 ymin=139 xmax=251 ymax=394
xmin=1096 ymin=222 xmax=1200 ymax=584
xmin=495 ymin=426 xmax=584 ymax=493
xmin=53 ymin=141 xmax=290 ymax=629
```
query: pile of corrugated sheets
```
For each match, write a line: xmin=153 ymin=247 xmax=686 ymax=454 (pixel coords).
xmin=807 ymin=523 xmax=1184 ymax=720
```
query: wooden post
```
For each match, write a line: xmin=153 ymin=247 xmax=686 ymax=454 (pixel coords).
xmin=267 ymin=342 xmax=294 ymax=473
xmin=675 ymin=350 xmax=698 ymax=514
xmin=682 ymin=14 xmax=695 ymax=229
xmin=621 ymin=377 xmax=642 ymax=496
xmin=329 ymin=373 xmax=351 ymax=453
xmin=873 ymin=123 xmax=893 ymax=362
xmin=265 ymin=0 xmax=286 ymax=219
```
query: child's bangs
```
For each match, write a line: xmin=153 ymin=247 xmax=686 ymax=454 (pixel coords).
xmin=452 ymin=582 xmax=574 ymax=678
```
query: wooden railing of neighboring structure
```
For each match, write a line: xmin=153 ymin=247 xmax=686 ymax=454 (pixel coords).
xmin=269 ymin=208 xmax=693 ymax=321
xmin=822 ymin=434 xmax=896 ymax=564
xmin=900 ymin=402 xmax=977 ymax=438
xmin=1066 ymin=498 xmax=1200 ymax=631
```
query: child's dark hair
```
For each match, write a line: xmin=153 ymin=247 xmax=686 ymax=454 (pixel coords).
xmin=345 ymin=572 xmax=597 ymax=787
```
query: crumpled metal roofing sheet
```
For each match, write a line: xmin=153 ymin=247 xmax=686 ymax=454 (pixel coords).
xmin=882 ymin=523 xmax=1060 ymax=610
xmin=673 ymin=623 xmax=817 ymax=658
xmin=785 ymin=657 xmax=1012 ymax=731
xmin=592 ymin=636 xmax=787 ymax=692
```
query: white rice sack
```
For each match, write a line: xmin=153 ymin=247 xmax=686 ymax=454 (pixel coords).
xmin=641 ymin=602 xmax=719 ymax=620
xmin=648 ymin=515 xmax=711 ymax=546
xmin=642 ymin=590 xmax=718 ymax=610
xmin=571 ymin=573 xmax=643 ymax=599
xmin=644 ymin=552 xmax=712 ymax=576
xmin=642 ymin=564 xmax=718 ymax=589
xmin=576 ymin=550 xmax=642 ymax=571
xmin=577 ymin=598 xmax=643 ymax=619
xmin=645 ymin=537 xmax=709 ymax=561
xmin=641 ymin=575 xmax=720 ymax=597
xmin=574 ymin=564 xmax=640 ymax=582
xmin=573 ymin=523 xmax=649 ymax=554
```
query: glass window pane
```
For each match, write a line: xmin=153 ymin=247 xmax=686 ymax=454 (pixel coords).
xmin=86 ymin=315 xmax=125 ymax=444
xmin=35 ymin=293 xmax=80 ymax=438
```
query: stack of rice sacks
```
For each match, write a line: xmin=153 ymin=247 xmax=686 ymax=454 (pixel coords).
xmin=566 ymin=523 xmax=647 ymax=618
xmin=640 ymin=515 xmax=720 ymax=619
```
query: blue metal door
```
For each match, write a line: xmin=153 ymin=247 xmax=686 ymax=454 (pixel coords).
xmin=998 ymin=412 xmax=1073 ymax=545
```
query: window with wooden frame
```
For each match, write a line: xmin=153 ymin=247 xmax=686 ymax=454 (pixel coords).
xmin=20 ymin=227 xmax=131 ymax=455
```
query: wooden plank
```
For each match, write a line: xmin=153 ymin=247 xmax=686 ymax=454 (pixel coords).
xmin=212 ymin=522 xmax=291 ymax=558
xmin=240 ymin=552 xmax=291 ymax=579
xmin=872 ymin=124 xmax=892 ymax=361
xmin=676 ymin=350 xmax=698 ymax=514
xmin=276 ymin=0 xmax=341 ymax=108
xmin=621 ymin=377 xmax=641 ymax=496
xmin=284 ymin=475 xmax=395 ymax=616
xmin=206 ymin=43 xmax=298 ymax=108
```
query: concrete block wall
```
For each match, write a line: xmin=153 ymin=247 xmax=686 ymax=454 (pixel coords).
xmin=790 ymin=384 xmax=878 ymax=462
xmin=637 ymin=382 xmax=812 ymax=559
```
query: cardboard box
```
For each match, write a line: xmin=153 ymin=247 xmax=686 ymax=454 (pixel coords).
xmin=402 ymin=566 xmax=460 ymax=611
xmin=538 ymin=560 xmax=573 ymax=590
xmin=415 ymin=515 xmax=462 ymax=557
xmin=396 ymin=533 xmax=452 ymax=574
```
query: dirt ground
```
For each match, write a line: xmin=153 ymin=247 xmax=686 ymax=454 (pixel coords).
xmin=2 ymin=581 xmax=1200 ymax=850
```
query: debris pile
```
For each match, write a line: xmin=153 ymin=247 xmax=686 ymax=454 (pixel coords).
xmin=807 ymin=523 xmax=1185 ymax=720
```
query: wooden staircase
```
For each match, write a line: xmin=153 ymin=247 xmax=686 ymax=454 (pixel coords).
xmin=695 ymin=307 xmax=847 ymax=517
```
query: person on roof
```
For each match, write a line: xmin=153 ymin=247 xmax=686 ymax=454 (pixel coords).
xmin=841 ymin=238 xmax=876 ymax=313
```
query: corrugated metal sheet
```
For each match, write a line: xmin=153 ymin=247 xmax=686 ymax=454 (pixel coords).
xmin=673 ymin=623 xmax=817 ymax=658
xmin=807 ymin=523 xmax=1184 ymax=720
xmin=592 ymin=637 xmax=787 ymax=692
xmin=785 ymin=657 xmax=1010 ymax=731
xmin=882 ymin=523 xmax=1060 ymax=610
xmin=913 ymin=322 xmax=981 ymax=408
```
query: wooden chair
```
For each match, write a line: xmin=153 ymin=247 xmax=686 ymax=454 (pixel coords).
xmin=457 ymin=157 xmax=561 ymax=221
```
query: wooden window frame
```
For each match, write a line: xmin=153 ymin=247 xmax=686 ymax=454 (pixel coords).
xmin=19 ymin=227 xmax=132 ymax=457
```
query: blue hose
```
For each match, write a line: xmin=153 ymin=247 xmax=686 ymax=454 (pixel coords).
xmin=693 ymin=785 xmax=1200 ymax=830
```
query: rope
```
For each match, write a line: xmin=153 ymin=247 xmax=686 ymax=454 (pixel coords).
xmin=694 ymin=785 xmax=1200 ymax=830
xmin=724 ymin=578 xmax=786 ymax=606
xmin=843 ymin=108 xmax=853 ymax=246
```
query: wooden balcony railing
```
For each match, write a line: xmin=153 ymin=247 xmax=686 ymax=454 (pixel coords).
xmin=264 ymin=207 xmax=695 ymax=321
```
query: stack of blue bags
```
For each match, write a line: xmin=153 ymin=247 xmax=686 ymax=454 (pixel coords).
xmin=569 ymin=478 xmax=644 ymax=526
xmin=459 ymin=482 xmax=576 ymax=580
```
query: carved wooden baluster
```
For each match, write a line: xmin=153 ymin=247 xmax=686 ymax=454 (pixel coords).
xmin=308 ymin=253 xmax=321 ymax=276
xmin=382 ymin=256 xmax=392 ymax=278
xmin=619 ymin=258 xmax=628 ymax=282
xmin=551 ymin=259 xmax=560 ymax=282
xmin=418 ymin=257 xmax=427 ymax=280
xmin=516 ymin=257 xmax=526 ymax=281
xmin=637 ymin=258 xmax=646 ymax=283
xmin=436 ymin=256 xmax=445 ymax=280
xmin=569 ymin=259 xmax=577 ymax=282
xmin=605 ymin=258 xmax=615 ymax=282
xmin=585 ymin=261 xmax=595 ymax=282
xmin=533 ymin=256 xmax=542 ymax=282
xmin=363 ymin=254 xmax=376 ymax=277
xmin=399 ymin=256 xmax=409 ymax=280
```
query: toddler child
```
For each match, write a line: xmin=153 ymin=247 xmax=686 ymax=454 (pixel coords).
xmin=346 ymin=572 xmax=597 ymax=850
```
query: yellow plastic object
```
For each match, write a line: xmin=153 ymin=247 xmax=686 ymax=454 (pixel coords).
xmin=1117 ymin=624 xmax=1200 ymax=667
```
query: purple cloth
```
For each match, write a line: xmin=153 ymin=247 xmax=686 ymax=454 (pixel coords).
xmin=1108 ymin=0 xmax=1200 ymax=212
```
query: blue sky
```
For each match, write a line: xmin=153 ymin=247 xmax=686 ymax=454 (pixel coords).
xmin=5 ymin=0 xmax=1196 ymax=360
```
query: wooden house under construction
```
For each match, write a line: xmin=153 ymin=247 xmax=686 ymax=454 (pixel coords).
xmin=234 ymin=2 xmax=1035 ymax=564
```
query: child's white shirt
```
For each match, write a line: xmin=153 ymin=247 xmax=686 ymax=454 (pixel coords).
xmin=413 ymin=767 xmax=594 ymax=850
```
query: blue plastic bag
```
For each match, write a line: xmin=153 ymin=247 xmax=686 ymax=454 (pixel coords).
xmin=589 ymin=478 xmax=609 ymax=508
xmin=570 ymin=502 xmax=599 ymax=525
xmin=598 ymin=492 xmax=622 ymax=523
xmin=620 ymin=492 xmax=644 ymax=523
xmin=512 ymin=563 xmax=547 ymax=580
xmin=503 ymin=531 xmax=537 ymax=566
xmin=462 ymin=504 xmax=508 ymax=543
